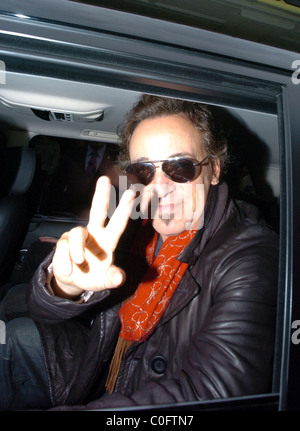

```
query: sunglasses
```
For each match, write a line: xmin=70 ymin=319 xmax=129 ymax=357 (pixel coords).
xmin=126 ymin=156 xmax=209 ymax=186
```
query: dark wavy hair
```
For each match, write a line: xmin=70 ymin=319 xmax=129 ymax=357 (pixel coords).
xmin=117 ymin=94 xmax=229 ymax=177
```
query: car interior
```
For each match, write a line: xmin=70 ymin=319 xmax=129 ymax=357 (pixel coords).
xmin=0 ymin=0 xmax=299 ymax=412
xmin=0 ymin=75 xmax=280 ymax=289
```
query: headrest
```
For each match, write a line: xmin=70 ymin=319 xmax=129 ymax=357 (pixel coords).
xmin=0 ymin=147 xmax=37 ymax=196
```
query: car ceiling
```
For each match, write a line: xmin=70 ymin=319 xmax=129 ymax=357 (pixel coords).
xmin=0 ymin=72 xmax=141 ymax=143
xmin=0 ymin=71 xmax=279 ymax=163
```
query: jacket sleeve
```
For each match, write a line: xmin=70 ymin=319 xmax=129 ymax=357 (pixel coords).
xmin=51 ymin=223 xmax=279 ymax=410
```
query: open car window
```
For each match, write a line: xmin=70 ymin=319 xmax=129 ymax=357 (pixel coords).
xmin=0 ymin=0 xmax=299 ymax=413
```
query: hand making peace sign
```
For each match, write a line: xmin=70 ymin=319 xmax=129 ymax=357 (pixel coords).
xmin=52 ymin=176 xmax=135 ymax=299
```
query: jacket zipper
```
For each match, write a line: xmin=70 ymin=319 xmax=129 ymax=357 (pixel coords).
xmin=75 ymin=314 xmax=106 ymax=403
xmin=37 ymin=324 xmax=55 ymax=406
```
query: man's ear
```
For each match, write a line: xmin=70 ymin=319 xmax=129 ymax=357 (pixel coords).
xmin=211 ymin=159 xmax=221 ymax=185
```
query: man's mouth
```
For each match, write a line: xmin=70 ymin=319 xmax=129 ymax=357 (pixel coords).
xmin=157 ymin=202 xmax=181 ymax=219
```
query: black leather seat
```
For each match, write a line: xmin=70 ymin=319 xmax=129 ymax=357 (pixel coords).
xmin=0 ymin=147 xmax=40 ymax=286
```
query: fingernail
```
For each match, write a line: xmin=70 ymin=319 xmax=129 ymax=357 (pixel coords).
xmin=113 ymin=271 xmax=123 ymax=286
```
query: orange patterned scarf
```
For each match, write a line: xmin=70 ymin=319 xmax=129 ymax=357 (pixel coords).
xmin=106 ymin=221 xmax=197 ymax=393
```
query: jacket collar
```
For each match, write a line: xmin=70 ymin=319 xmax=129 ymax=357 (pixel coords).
xmin=178 ymin=181 xmax=232 ymax=266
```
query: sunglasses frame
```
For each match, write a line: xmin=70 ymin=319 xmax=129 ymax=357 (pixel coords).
xmin=126 ymin=156 xmax=209 ymax=185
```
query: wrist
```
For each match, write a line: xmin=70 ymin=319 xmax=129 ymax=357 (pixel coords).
xmin=46 ymin=263 xmax=84 ymax=300
xmin=51 ymin=277 xmax=84 ymax=300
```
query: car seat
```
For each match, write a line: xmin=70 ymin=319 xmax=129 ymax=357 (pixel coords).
xmin=0 ymin=147 xmax=40 ymax=287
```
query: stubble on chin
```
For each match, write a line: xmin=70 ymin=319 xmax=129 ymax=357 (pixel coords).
xmin=159 ymin=212 xmax=175 ymax=226
xmin=160 ymin=218 xmax=171 ymax=226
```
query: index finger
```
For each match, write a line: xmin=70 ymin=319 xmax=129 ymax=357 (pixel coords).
xmin=88 ymin=176 xmax=111 ymax=232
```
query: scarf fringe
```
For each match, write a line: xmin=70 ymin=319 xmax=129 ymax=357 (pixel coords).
xmin=105 ymin=336 xmax=133 ymax=394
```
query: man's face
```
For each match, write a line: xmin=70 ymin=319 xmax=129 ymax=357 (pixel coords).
xmin=129 ymin=114 xmax=220 ymax=241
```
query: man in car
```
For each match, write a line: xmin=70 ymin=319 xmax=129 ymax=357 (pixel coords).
xmin=0 ymin=95 xmax=278 ymax=410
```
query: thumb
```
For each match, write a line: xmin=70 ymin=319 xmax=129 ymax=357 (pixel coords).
xmin=104 ymin=265 xmax=126 ymax=289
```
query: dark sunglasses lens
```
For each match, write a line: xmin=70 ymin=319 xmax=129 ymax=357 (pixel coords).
xmin=163 ymin=159 xmax=195 ymax=183
xmin=126 ymin=163 xmax=154 ymax=185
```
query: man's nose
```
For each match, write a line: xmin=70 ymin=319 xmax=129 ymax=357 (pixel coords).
xmin=150 ymin=166 xmax=175 ymax=198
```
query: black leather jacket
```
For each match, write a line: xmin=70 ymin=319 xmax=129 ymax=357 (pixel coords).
xmin=28 ymin=183 xmax=279 ymax=409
